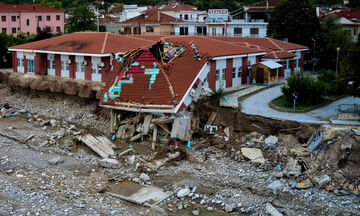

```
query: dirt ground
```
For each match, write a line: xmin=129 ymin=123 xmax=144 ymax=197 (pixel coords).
xmin=1 ymin=86 xmax=360 ymax=216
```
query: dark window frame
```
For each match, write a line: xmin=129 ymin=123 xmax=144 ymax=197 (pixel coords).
xmin=56 ymin=15 xmax=60 ymax=21
xmin=11 ymin=16 xmax=16 ymax=21
xmin=46 ymin=15 xmax=51 ymax=21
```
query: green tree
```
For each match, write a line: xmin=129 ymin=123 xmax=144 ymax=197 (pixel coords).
xmin=66 ymin=4 xmax=97 ymax=33
xmin=40 ymin=0 xmax=63 ymax=9
xmin=315 ymin=0 xmax=342 ymax=6
xmin=339 ymin=39 xmax=360 ymax=97
xmin=317 ymin=15 xmax=353 ymax=70
xmin=348 ymin=0 xmax=360 ymax=8
xmin=110 ymin=3 xmax=124 ymax=15
xmin=267 ymin=0 xmax=320 ymax=47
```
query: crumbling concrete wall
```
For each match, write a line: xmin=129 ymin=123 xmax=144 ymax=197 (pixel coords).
xmin=0 ymin=71 xmax=105 ymax=99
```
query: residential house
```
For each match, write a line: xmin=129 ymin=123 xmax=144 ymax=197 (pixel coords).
xmin=119 ymin=5 xmax=149 ymax=22
xmin=0 ymin=4 xmax=64 ymax=35
xmin=319 ymin=8 xmax=360 ymax=42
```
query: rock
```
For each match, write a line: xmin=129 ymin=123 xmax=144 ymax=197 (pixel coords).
xmin=275 ymin=172 xmax=284 ymax=178
xmin=192 ymin=209 xmax=200 ymax=216
xmin=177 ymin=188 xmax=191 ymax=198
xmin=25 ymin=134 xmax=34 ymax=142
xmin=19 ymin=109 xmax=26 ymax=114
xmin=151 ymin=205 xmax=165 ymax=213
xmin=265 ymin=203 xmax=283 ymax=216
xmin=48 ymin=156 xmax=64 ymax=165
xmin=191 ymin=186 xmax=197 ymax=193
xmin=200 ymin=199 xmax=206 ymax=205
xmin=8 ymin=126 xmax=14 ymax=131
xmin=206 ymin=206 xmax=214 ymax=211
xmin=224 ymin=204 xmax=234 ymax=213
xmin=128 ymin=155 xmax=136 ymax=165
xmin=224 ymin=126 xmax=233 ymax=138
xmin=98 ymin=158 xmax=121 ymax=169
xmin=284 ymin=158 xmax=302 ymax=177
xmin=333 ymin=172 xmax=347 ymax=183
xmin=42 ymin=126 xmax=47 ymax=130
xmin=0 ymin=107 xmax=6 ymax=113
xmin=237 ymin=203 xmax=243 ymax=208
xmin=50 ymin=119 xmax=57 ymax=127
xmin=290 ymin=147 xmax=310 ymax=157
xmin=264 ymin=136 xmax=278 ymax=148
xmin=241 ymin=148 xmax=265 ymax=164
xmin=177 ymin=205 xmax=183 ymax=210
xmin=267 ymin=180 xmax=283 ymax=190
xmin=132 ymin=177 xmax=140 ymax=183
xmin=139 ymin=173 xmax=150 ymax=181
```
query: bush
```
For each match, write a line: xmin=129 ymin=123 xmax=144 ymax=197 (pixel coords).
xmin=318 ymin=69 xmax=345 ymax=96
xmin=210 ymin=88 xmax=225 ymax=100
xmin=281 ymin=74 xmax=325 ymax=105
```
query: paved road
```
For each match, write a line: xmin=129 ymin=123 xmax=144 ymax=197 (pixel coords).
xmin=241 ymin=85 xmax=360 ymax=124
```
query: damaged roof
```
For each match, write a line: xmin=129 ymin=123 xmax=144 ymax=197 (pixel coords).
xmin=100 ymin=42 xmax=209 ymax=110
xmin=9 ymin=32 xmax=156 ymax=55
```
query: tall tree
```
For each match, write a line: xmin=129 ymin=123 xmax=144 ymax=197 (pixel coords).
xmin=339 ymin=39 xmax=360 ymax=97
xmin=348 ymin=0 xmax=360 ymax=8
xmin=66 ymin=4 xmax=97 ymax=33
xmin=267 ymin=0 xmax=320 ymax=47
xmin=110 ymin=3 xmax=124 ymax=15
xmin=317 ymin=15 xmax=353 ymax=70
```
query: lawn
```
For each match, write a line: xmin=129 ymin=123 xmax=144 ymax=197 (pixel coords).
xmin=271 ymin=95 xmax=331 ymax=112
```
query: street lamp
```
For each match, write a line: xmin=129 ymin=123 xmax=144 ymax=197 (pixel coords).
xmin=336 ymin=47 xmax=340 ymax=76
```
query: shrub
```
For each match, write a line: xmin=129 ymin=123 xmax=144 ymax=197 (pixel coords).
xmin=281 ymin=74 xmax=325 ymax=105
xmin=210 ymin=88 xmax=225 ymax=100
xmin=318 ymin=69 xmax=345 ymax=96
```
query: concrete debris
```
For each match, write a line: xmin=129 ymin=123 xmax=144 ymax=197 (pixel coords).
xmin=50 ymin=119 xmax=57 ymax=127
xmin=95 ymin=136 xmax=117 ymax=149
xmin=77 ymin=133 xmax=115 ymax=159
xmin=142 ymin=114 xmax=153 ymax=134
xmin=267 ymin=180 xmax=283 ymax=190
xmin=205 ymin=112 xmax=217 ymax=127
xmin=241 ymin=148 xmax=265 ymax=164
xmin=25 ymin=134 xmax=34 ymax=142
xmin=191 ymin=209 xmax=200 ymax=215
xmin=145 ymin=151 xmax=180 ymax=170
xmin=139 ymin=173 xmax=150 ymax=181
xmin=264 ymin=135 xmax=278 ymax=148
xmin=290 ymin=147 xmax=311 ymax=157
xmin=315 ymin=175 xmax=331 ymax=188
xmin=98 ymin=158 xmax=121 ymax=169
xmin=48 ymin=156 xmax=64 ymax=165
xmin=224 ymin=126 xmax=233 ymax=138
xmin=284 ymin=158 xmax=302 ymax=177
xmin=171 ymin=117 xmax=192 ymax=141
xmin=177 ymin=188 xmax=190 ymax=198
xmin=307 ymin=130 xmax=322 ymax=151
xmin=130 ymin=133 xmax=142 ymax=142
xmin=116 ymin=124 xmax=136 ymax=139
xmin=128 ymin=155 xmax=136 ymax=165
xmin=265 ymin=203 xmax=283 ymax=216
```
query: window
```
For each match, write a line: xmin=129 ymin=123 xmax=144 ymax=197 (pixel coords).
xmin=26 ymin=59 xmax=34 ymax=73
xmin=354 ymin=28 xmax=357 ymax=36
xmin=250 ymin=28 xmax=259 ymax=36
xmin=221 ymin=69 xmax=226 ymax=80
xmin=11 ymin=16 xmax=16 ymax=21
xmin=180 ymin=14 xmax=183 ymax=19
xmin=38 ymin=16 xmax=42 ymax=21
xmin=56 ymin=15 xmax=60 ymax=21
xmin=232 ymin=67 xmax=236 ymax=78
xmin=47 ymin=15 xmax=51 ymax=21
xmin=66 ymin=61 xmax=69 ymax=71
xmin=270 ymin=69 xmax=277 ymax=77
xmin=61 ymin=61 xmax=65 ymax=70
xmin=234 ymin=28 xmax=242 ymax=36
xmin=1 ymin=28 xmax=6 ymax=33
xmin=47 ymin=60 xmax=55 ymax=70
xmin=76 ymin=62 xmax=84 ymax=72
xmin=17 ymin=58 xmax=20 ymax=67
xmin=146 ymin=26 xmax=154 ymax=32
xmin=26 ymin=19 xmax=29 ymax=26
xmin=20 ymin=59 xmax=24 ymax=67
xmin=184 ymin=14 xmax=188 ymax=20
xmin=296 ymin=58 xmax=299 ymax=68
xmin=92 ymin=63 xmax=101 ymax=74
xmin=56 ymin=26 xmax=60 ymax=32
xmin=12 ymin=28 xmax=16 ymax=34
xmin=222 ymin=28 xmax=225 ymax=36
xmin=216 ymin=70 xmax=220 ymax=81
xmin=124 ymin=27 xmax=131 ymax=34
xmin=180 ymin=27 xmax=188 ymax=35
xmin=1 ymin=16 xmax=6 ymax=22
xmin=238 ymin=66 xmax=242 ymax=78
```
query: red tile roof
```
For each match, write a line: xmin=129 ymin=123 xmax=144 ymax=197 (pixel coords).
xmin=100 ymin=43 xmax=209 ymax=107
xmin=263 ymin=51 xmax=297 ymax=59
xmin=0 ymin=4 xmax=63 ymax=12
xmin=319 ymin=9 xmax=360 ymax=23
xmin=9 ymin=32 xmax=156 ymax=54
xmin=120 ymin=8 xmax=184 ymax=24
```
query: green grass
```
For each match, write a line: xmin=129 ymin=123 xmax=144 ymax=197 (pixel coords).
xmin=271 ymin=95 xmax=331 ymax=112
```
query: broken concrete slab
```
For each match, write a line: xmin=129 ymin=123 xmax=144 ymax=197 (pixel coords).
xmin=264 ymin=135 xmax=278 ymax=148
xmin=171 ymin=117 xmax=192 ymax=141
xmin=224 ymin=126 xmax=233 ymax=138
xmin=151 ymin=118 xmax=174 ymax=125
xmin=96 ymin=136 xmax=117 ymax=148
xmin=107 ymin=181 xmax=173 ymax=207
xmin=241 ymin=148 xmax=265 ymax=163
xmin=77 ymin=133 xmax=115 ymax=159
xmin=142 ymin=114 xmax=152 ymax=134
xmin=265 ymin=203 xmax=283 ymax=216
xmin=99 ymin=158 xmax=121 ymax=169
xmin=284 ymin=158 xmax=302 ymax=177
xmin=145 ymin=151 xmax=180 ymax=170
